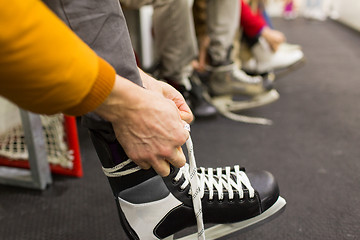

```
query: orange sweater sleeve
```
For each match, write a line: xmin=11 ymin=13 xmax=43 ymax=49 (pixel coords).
xmin=0 ymin=0 xmax=116 ymax=116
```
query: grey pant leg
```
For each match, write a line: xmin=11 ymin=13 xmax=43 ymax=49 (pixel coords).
xmin=43 ymin=0 xmax=142 ymax=131
xmin=153 ymin=0 xmax=198 ymax=81
xmin=120 ymin=0 xmax=153 ymax=8
xmin=207 ymin=0 xmax=239 ymax=65
xmin=121 ymin=0 xmax=198 ymax=82
xmin=43 ymin=0 xmax=142 ymax=86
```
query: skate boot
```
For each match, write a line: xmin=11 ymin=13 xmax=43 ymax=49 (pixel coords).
xmin=242 ymin=37 xmax=305 ymax=76
xmin=201 ymin=62 xmax=278 ymax=125
xmin=88 ymin=124 xmax=286 ymax=239
xmin=278 ymin=42 xmax=302 ymax=52
xmin=145 ymin=62 xmax=217 ymax=119
xmin=166 ymin=76 xmax=217 ymax=119
xmin=206 ymin=63 xmax=273 ymax=97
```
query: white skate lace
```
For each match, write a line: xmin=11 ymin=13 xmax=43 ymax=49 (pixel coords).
xmin=102 ymin=124 xmax=254 ymax=240
xmin=174 ymin=125 xmax=255 ymax=239
xmin=175 ymin=164 xmax=255 ymax=201
xmin=102 ymin=159 xmax=141 ymax=177
xmin=183 ymin=124 xmax=206 ymax=240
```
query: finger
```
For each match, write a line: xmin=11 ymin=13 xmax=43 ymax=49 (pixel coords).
xmin=180 ymin=110 xmax=194 ymax=124
xmin=176 ymin=97 xmax=193 ymax=119
xmin=163 ymin=86 xmax=194 ymax=123
xmin=166 ymin=146 xmax=186 ymax=169
xmin=136 ymin=161 xmax=151 ymax=170
xmin=152 ymin=158 xmax=171 ymax=177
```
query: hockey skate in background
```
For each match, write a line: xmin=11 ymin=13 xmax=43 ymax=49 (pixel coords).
xmin=193 ymin=70 xmax=279 ymax=125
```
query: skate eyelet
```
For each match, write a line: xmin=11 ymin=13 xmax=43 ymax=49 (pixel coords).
xmin=179 ymin=187 xmax=185 ymax=192
xmin=172 ymin=178 xmax=178 ymax=184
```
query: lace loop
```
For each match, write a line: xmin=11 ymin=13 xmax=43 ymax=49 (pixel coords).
xmin=184 ymin=126 xmax=206 ymax=240
xmin=177 ymin=164 xmax=255 ymax=201
xmin=102 ymin=159 xmax=141 ymax=177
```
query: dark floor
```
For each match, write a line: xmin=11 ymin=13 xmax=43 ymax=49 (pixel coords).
xmin=1 ymin=18 xmax=360 ymax=240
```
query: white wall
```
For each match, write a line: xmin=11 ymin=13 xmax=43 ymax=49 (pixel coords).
xmin=335 ymin=0 xmax=360 ymax=32
xmin=266 ymin=0 xmax=360 ymax=32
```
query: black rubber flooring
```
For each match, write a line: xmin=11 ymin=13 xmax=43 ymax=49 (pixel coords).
xmin=1 ymin=18 xmax=360 ymax=240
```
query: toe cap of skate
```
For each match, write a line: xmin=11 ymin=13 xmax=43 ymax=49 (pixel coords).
xmin=246 ymin=170 xmax=280 ymax=213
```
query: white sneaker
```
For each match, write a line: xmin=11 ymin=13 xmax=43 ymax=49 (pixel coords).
xmin=243 ymin=37 xmax=304 ymax=74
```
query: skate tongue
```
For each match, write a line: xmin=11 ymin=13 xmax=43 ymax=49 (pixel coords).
xmin=184 ymin=124 xmax=205 ymax=240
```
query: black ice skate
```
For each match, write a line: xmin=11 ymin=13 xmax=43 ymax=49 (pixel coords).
xmin=89 ymin=125 xmax=286 ymax=240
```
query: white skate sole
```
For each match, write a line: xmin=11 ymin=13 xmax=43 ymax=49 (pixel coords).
xmin=273 ymin=56 xmax=306 ymax=80
xmin=246 ymin=56 xmax=306 ymax=80
xmin=207 ymin=89 xmax=280 ymax=125
xmin=165 ymin=196 xmax=286 ymax=240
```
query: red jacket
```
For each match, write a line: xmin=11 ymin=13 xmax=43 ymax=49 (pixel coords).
xmin=240 ymin=0 xmax=266 ymax=38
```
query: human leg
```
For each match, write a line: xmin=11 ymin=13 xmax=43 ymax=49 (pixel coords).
xmin=43 ymin=1 xmax=285 ymax=238
xmin=43 ymin=0 xmax=142 ymax=85
xmin=206 ymin=0 xmax=239 ymax=66
xmin=87 ymin=122 xmax=285 ymax=239
xmin=120 ymin=0 xmax=216 ymax=118
xmin=239 ymin=2 xmax=304 ymax=75
xmin=205 ymin=0 xmax=271 ymax=97
xmin=152 ymin=0 xmax=216 ymax=118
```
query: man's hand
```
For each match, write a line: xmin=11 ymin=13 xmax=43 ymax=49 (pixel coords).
xmin=139 ymin=68 xmax=193 ymax=123
xmin=94 ymin=74 xmax=191 ymax=177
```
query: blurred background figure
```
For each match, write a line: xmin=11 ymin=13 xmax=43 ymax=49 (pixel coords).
xmin=283 ymin=0 xmax=298 ymax=19
xmin=240 ymin=0 xmax=305 ymax=76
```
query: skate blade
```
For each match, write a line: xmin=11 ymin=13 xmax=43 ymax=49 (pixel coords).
xmin=169 ymin=196 xmax=286 ymax=240
xmin=216 ymin=110 xmax=273 ymax=125
xmin=209 ymin=90 xmax=279 ymax=125
xmin=221 ymin=89 xmax=279 ymax=112
xmin=273 ymin=56 xmax=306 ymax=80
